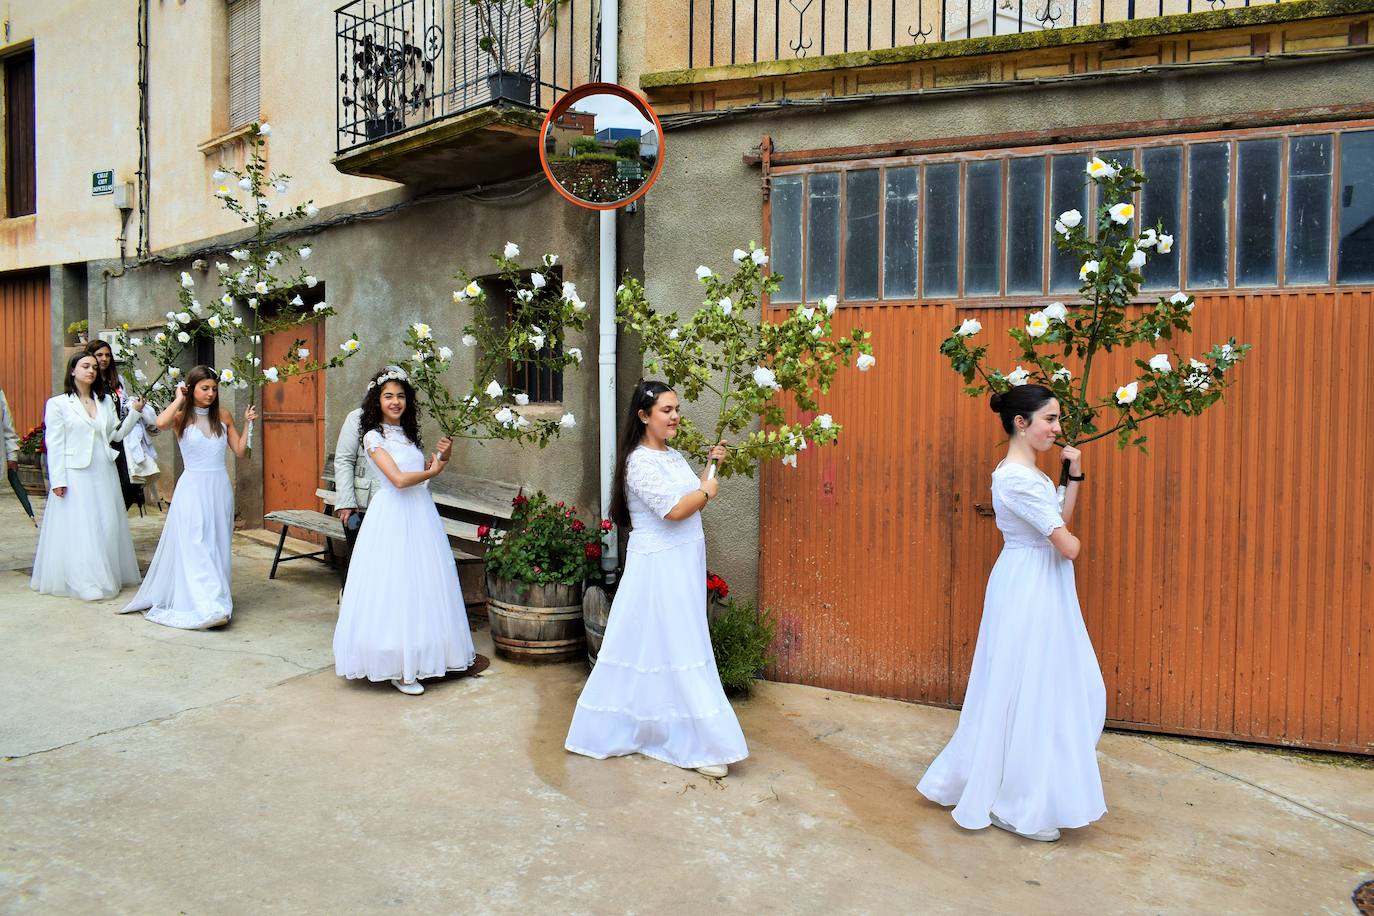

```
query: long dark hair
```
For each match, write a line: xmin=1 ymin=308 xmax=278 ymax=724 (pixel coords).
xmin=84 ymin=340 xmax=123 ymax=395
xmin=989 ymin=384 xmax=1056 ymax=435
xmin=359 ymin=368 xmax=422 ymax=448
xmin=62 ymin=351 xmax=107 ymax=400
xmin=609 ymin=379 xmax=674 ymax=529
xmin=173 ymin=366 xmax=225 ymax=439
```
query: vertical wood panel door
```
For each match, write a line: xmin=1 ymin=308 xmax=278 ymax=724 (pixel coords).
xmin=0 ymin=271 xmax=52 ymax=436
xmin=260 ymin=321 xmax=325 ymax=541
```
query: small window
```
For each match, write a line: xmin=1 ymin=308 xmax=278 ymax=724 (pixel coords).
xmin=4 ymin=50 xmax=37 ymax=217
xmin=770 ymin=176 xmax=804 ymax=303
xmin=882 ymin=166 xmax=919 ymax=299
xmin=499 ymin=272 xmax=564 ymax=403
xmin=964 ymin=160 xmax=1003 ymax=296
xmin=1187 ymin=143 xmax=1230 ymax=288
xmin=806 ymin=173 xmax=841 ymax=301
xmin=228 ymin=0 xmax=261 ymax=130
xmin=922 ymin=163 xmax=960 ymax=297
xmin=1286 ymin=134 xmax=1332 ymax=285
xmin=1337 ymin=130 xmax=1374 ymax=285
xmin=1049 ymin=154 xmax=1088 ymax=293
xmin=844 ymin=170 xmax=881 ymax=301
xmin=1236 ymin=138 xmax=1281 ymax=288
xmin=1139 ymin=146 xmax=1181 ymax=290
xmin=1006 ymin=157 xmax=1045 ymax=295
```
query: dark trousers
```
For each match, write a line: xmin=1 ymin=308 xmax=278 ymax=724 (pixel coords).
xmin=340 ymin=509 xmax=365 ymax=583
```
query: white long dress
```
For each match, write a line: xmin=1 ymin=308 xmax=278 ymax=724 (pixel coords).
xmin=918 ymin=460 xmax=1107 ymax=834
xmin=565 ymin=445 xmax=749 ymax=769
xmin=332 ymin=425 xmax=476 ymax=682
xmin=30 ymin=394 xmax=141 ymax=601
xmin=120 ymin=409 xmax=234 ymax=629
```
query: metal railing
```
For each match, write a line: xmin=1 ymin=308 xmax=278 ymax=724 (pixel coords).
xmin=684 ymin=0 xmax=1290 ymax=67
xmin=336 ymin=0 xmax=597 ymax=152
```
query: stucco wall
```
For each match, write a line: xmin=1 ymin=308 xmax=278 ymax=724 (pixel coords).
xmin=641 ymin=53 xmax=1374 ymax=603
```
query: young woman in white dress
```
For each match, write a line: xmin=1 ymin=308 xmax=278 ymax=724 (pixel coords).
xmin=332 ymin=368 xmax=474 ymax=695
xmin=87 ymin=339 xmax=158 ymax=511
xmin=30 ymin=352 xmax=146 ymax=600
xmin=918 ymin=383 xmax=1105 ymax=842
xmin=565 ymin=380 xmax=748 ymax=779
xmin=120 ymin=366 xmax=256 ymax=630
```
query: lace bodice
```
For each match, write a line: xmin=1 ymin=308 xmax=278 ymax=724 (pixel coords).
xmin=363 ymin=425 xmax=425 ymax=492
xmin=179 ymin=414 xmax=227 ymax=472
xmin=991 ymin=461 xmax=1065 ymax=549
xmin=625 ymin=445 xmax=704 ymax=555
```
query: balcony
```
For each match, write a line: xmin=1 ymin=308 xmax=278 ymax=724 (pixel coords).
xmin=333 ymin=0 xmax=596 ymax=189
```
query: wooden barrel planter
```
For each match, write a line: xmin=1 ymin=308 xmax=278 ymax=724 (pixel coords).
xmin=486 ymin=574 xmax=585 ymax=662
xmin=583 ymin=584 xmax=610 ymax=667
xmin=16 ymin=458 xmax=47 ymax=495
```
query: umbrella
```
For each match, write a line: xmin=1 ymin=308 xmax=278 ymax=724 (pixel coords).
xmin=7 ymin=466 xmax=37 ymax=526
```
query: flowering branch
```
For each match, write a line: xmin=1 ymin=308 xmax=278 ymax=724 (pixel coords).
xmin=616 ymin=243 xmax=876 ymax=478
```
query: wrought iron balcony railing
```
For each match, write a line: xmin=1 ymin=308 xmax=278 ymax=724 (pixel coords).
xmin=336 ymin=0 xmax=595 ymax=153
xmin=684 ymin=0 xmax=1294 ymax=67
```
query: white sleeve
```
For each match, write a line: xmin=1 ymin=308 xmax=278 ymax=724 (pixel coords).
xmin=626 ymin=451 xmax=683 ymax=519
xmin=362 ymin=430 xmax=385 ymax=454
xmin=999 ymin=471 xmax=1065 ymax=536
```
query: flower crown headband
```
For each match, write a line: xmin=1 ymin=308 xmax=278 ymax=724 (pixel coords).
xmin=366 ymin=367 xmax=409 ymax=391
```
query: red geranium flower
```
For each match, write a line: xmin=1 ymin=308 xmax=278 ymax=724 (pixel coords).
xmin=585 ymin=543 xmax=602 ymax=559
xmin=571 ymin=519 xmax=585 ymax=532
xmin=600 ymin=518 xmax=613 ymax=532
xmin=477 ymin=524 xmax=491 ymax=538
xmin=513 ymin=494 xmax=529 ymax=508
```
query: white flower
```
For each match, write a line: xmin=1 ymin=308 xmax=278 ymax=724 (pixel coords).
xmin=957 ymin=318 xmax=982 ymax=337
xmin=1116 ymin=382 xmax=1139 ymax=405
xmin=1138 ymin=229 xmax=1158 ymax=249
xmin=544 ymin=253 xmax=559 ymax=267
xmin=340 ymin=339 xmax=359 ymax=353
xmin=462 ymin=334 xmax=477 ymax=347
xmin=1128 ymin=249 xmax=1147 ymax=271
xmin=168 ymin=366 xmax=181 ymax=379
xmin=232 ymin=317 xmax=243 ymax=326
xmin=251 ymin=356 xmax=261 ymax=367
xmin=180 ymin=271 xmax=195 ymax=288
xmin=751 ymin=248 xmax=769 ymax=266
xmin=263 ymin=367 xmax=279 ymax=383
xmin=312 ymin=301 xmax=328 ymax=314
xmin=494 ymin=406 xmax=515 ymax=427
xmin=559 ymin=413 xmax=576 ymax=429
xmin=304 ymin=275 xmax=318 ymax=288
xmin=411 ymin=350 xmax=425 ymax=363
xmin=516 ymin=289 xmax=534 ymax=303
xmin=485 ymin=380 xmax=503 ymax=398
xmin=1086 ymin=157 xmax=1118 ymax=180
xmin=1170 ymin=290 xmax=1195 ymax=313
xmin=1026 ymin=312 xmax=1050 ymax=338
xmin=529 ymin=334 xmax=545 ymax=350
xmin=515 ymin=415 xmax=531 ymax=430
xmin=297 ymin=348 xmax=310 ymax=359
xmin=530 ymin=272 xmax=546 ymax=289
xmin=816 ymin=413 xmax=833 ymax=430
xmin=412 ymin=323 xmax=432 ymax=340
xmin=667 ymin=328 xmax=680 ymax=340
xmin=212 ymin=169 xmax=228 ymax=183
xmin=176 ymin=311 xmax=192 ymax=324
xmin=812 ymin=324 xmax=824 ymax=338
xmin=238 ymin=177 xmax=253 ymax=191
xmin=273 ymin=180 xmax=288 ymax=195
xmin=567 ymin=347 xmax=582 ymax=363
xmin=1157 ymin=233 xmax=1174 ymax=254
xmin=289 ymin=294 xmax=304 ymax=306
xmin=1189 ymin=358 xmax=1209 ymax=372
xmin=1148 ymin=353 xmax=1173 ymax=373
xmin=215 ymin=262 xmax=229 ymax=273
xmin=1109 ymin=202 xmax=1135 ymax=224
xmin=437 ymin=346 xmax=453 ymax=361
xmin=1052 ymin=366 xmax=1073 ymax=383
xmin=207 ymin=315 xmax=221 ymax=329
xmin=133 ymin=368 xmax=147 ymax=382
xmin=1080 ymin=260 xmax=1100 ymax=281
xmin=463 ymin=395 xmax=478 ymax=407
xmin=514 ymin=393 xmax=530 ymax=406
xmin=1185 ymin=373 xmax=1211 ymax=392
xmin=1058 ymin=209 xmax=1083 ymax=230
xmin=570 ymin=295 xmax=586 ymax=312
xmin=696 ymin=265 xmax=713 ymax=281
xmin=258 ymin=122 xmax=272 ymax=136
xmin=220 ymin=368 xmax=236 ymax=384
xmin=823 ymin=294 xmax=838 ymax=315
xmin=781 ymin=453 xmax=798 ymax=468
xmin=732 ymin=248 xmax=748 ymax=264
xmin=299 ymin=246 xmax=312 ymax=260
xmin=719 ymin=297 xmax=733 ymax=315
xmin=254 ymin=281 xmax=269 ymax=295
xmin=218 ymin=291 xmax=232 ymax=305
xmin=1043 ymin=302 xmax=1068 ymax=322
xmin=129 ymin=337 xmax=144 ymax=347
xmin=1219 ymin=343 xmax=1236 ymax=363
xmin=1006 ymin=366 xmax=1030 ymax=386
xmin=503 ymin=241 xmax=520 ymax=259
xmin=177 ymin=331 xmax=191 ymax=343
xmin=155 ymin=332 xmax=167 ymax=344
xmin=799 ymin=306 xmax=816 ymax=320
xmin=752 ymin=366 xmax=781 ymax=390
xmin=856 ymin=353 xmax=876 ymax=372
xmin=189 ymin=299 xmax=205 ymax=316
xmin=305 ymin=204 xmax=319 ymax=218
xmin=251 ymin=335 xmax=261 ymax=343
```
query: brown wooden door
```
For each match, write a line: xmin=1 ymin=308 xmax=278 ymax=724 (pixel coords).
xmin=0 ymin=270 xmax=51 ymax=436
xmin=260 ymin=320 xmax=325 ymax=541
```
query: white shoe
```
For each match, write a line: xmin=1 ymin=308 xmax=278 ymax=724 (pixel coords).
xmin=391 ymin=679 xmax=424 ymax=695
xmin=695 ymin=764 xmax=728 ymax=778
xmin=989 ymin=812 xmax=1060 ymax=842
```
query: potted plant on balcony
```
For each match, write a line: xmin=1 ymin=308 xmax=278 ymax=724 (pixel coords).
xmin=478 ymin=492 xmax=611 ymax=662
xmin=470 ymin=0 xmax=565 ymax=105
xmin=66 ymin=319 xmax=89 ymax=345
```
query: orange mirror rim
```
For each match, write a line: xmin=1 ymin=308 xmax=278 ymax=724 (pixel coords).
xmin=538 ymin=82 xmax=666 ymax=211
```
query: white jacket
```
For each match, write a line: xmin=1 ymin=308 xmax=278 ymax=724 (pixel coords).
xmin=44 ymin=394 xmax=141 ymax=491
xmin=332 ymin=407 xmax=377 ymax=511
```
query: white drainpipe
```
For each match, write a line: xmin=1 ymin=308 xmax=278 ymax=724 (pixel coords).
xmin=598 ymin=0 xmax=620 ymax=578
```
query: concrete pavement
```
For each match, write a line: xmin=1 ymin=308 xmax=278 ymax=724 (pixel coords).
xmin=1 ymin=496 xmax=1371 ymax=914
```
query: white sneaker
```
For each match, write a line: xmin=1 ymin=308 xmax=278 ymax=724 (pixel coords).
xmin=989 ymin=812 xmax=1060 ymax=842
xmin=695 ymin=764 xmax=728 ymax=778
xmin=391 ymin=679 xmax=424 ymax=695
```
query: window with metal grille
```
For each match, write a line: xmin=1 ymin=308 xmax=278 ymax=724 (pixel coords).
xmin=228 ymin=0 xmax=261 ymax=129
xmin=484 ymin=271 xmax=565 ymax=404
xmin=3 ymin=49 xmax=37 ymax=217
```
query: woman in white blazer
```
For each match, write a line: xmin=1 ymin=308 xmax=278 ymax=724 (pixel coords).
xmin=31 ymin=351 xmax=146 ymax=600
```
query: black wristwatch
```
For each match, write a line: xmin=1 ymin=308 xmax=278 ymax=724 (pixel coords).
xmin=1068 ymin=472 xmax=1085 ymax=482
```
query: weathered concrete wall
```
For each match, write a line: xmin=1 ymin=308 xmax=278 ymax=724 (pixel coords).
xmin=641 ymin=54 xmax=1374 ymax=602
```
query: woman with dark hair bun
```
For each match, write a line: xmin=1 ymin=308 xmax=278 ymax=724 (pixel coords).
xmin=918 ymin=383 xmax=1106 ymax=842
xmin=86 ymin=339 xmax=157 ymax=510
xmin=564 ymin=380 xmax=748 ymax=779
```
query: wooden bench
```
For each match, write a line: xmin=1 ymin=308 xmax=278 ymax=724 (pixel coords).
xmin=263 ymin=508 xmax=343 ymax=579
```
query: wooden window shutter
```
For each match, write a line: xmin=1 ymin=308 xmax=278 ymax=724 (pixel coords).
xmin=4 ymin=50 xmax=37 ymax=217
xmin=227 ymin=0 xmax=260 ymax=129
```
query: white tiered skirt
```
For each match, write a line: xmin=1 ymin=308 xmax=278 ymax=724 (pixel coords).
xmin=565 ymin=539 xmax=748 ymax=769
xmin=30 ymin=459 xmax=140 ymax=601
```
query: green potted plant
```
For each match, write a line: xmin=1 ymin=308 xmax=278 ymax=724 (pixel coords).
xmin=705 ymin=573 xmax=776 ymax=696
xmin=66 ymin=319 xmax=89 ymax=345
xmin=470 ymin=0 xmax=565 ymax=104
xmin=478 ymin=492 xmax=612 ymax=662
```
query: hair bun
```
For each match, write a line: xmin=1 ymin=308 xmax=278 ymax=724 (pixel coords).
xmin=989 ymin=392 xmax=1006 ymax=413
